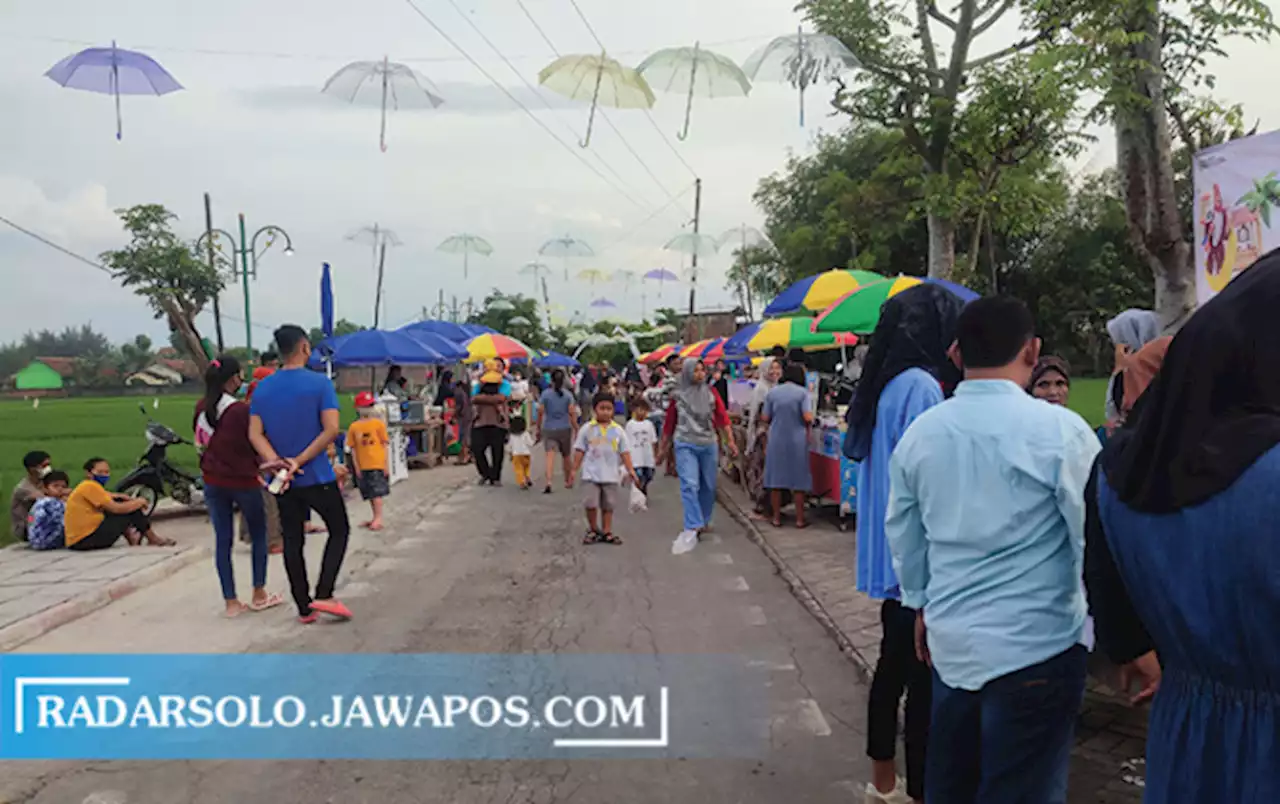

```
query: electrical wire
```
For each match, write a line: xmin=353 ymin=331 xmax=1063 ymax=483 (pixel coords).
xmin=399 ymin=0 xmax=647 ymax=210
xmin=0 ymin=213 xmax=112 ymax=273
xmin=596 ymin=182 xmax=695 ymax=254
xmin=564 ymin=0 xmax=701 ymax=181
xmin=514 ymin=0 xmax=690 ymax=221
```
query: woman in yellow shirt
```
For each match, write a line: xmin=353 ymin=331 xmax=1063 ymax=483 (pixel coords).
xmin=65 ymin=458 xmax=174 ymax=550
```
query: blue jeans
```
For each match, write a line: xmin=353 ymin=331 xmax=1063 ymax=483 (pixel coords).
xmin=926 ymin=644 xmax=1087 ymax=804
xmin=674 ymin=441 xmax=717 ymax=531
xmin=205 ymin=483 xmax=268 ymax=601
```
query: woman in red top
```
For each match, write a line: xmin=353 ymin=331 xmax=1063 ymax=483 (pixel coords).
xmin=195 ymin=356 xmax=285 ymax=617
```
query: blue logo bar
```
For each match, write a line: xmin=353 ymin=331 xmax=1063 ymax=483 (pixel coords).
xmin=0 ymin=654 xmax=765 ymax=760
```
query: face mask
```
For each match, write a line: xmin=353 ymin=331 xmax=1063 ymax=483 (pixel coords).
xmin=38 ymin=465 xmax=52 ymax=478
xmin=92 ymin=474 xmax=110 ymax=487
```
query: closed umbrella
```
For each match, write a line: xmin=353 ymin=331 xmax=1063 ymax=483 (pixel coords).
xmin=538 ymin=52 xmax=656 ymax=148
xmin=320 ymin=263 xmax=335 ymax=338
xmin=812 ymin=276 xmax=978 ymax=334
xmin=763 ymin=268 xmax=885 ymax=316
xmin=44 ymin=41 xmax=183 ymax=140
xmin=637 ymin=42 xmax=752 ymax=140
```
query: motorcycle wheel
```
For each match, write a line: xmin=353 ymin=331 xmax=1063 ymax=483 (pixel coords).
xmin=121 ymin=484 xmax=159 ymax=517
xmin=171 ymin=482 xmax=194 ymax=506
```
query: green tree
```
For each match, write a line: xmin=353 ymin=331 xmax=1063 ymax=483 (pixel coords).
xmin=118 ymin=334 xmax=155 ymax=375
xmin=467 ymin=292 xmax=549 ymax=350
xmin=308 ymin=318 xmax=365 ymax=345
xmin=100 ymin=204 xmax=225 ymax=373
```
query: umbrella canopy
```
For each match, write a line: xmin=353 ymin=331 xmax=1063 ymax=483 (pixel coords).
xmin=398 ymin=320 xmax=494 ymax=344
xmin=534 ymin=350 xmax=581 ymax=369
xmin=742 ymin=30 xmax=860 ymax=126
xmin=538 ymin=52 xmax=656 ymax=148
xmin=309 ymin=329 xmax=453 ymax=368
xmin=664 ymin=232 xmax=720 ymax=259
xmin=636 ymin=42 xmax=751 ymax=140
xmin=639 ymin=343 xmax=680 ymax=365
xmin=399 ymin=329 xmax=469 ymax=362
xmin=507 ymin=315 xmax=533 ymax=327
xmin=539 ymin=235 xmax=595 ymax=280
xmin=464 ymin=333 xmax=533 ymax=362
xmin=723 ymin=316 xmax=858 ymax=355
xmin=322 ymin=57 xmax=443 ymax=152
xmin=44 ymin=42 xmax=183 ymax=140
xmin=437 ymin=233 xmax=493 ymax=279
xmin=519 ymin=261 xmax=551 ymax=294
xmin=812 ymin=275 xmax=979 ymax=334
xmin=320 ymin=263 xmax=335 ymax=339
xmin=644 ymin=268 xmax=680 ymax=282
xmin=487 ymin=298 xmax=515 ymax=312
xmin=763 ymin=268 xmax=885 ymax=316
xmin=589 ymin=297 xmax=617 ymax=308
xmin=577 ymin=268 xmax=611 ymax=286
xmin=679 ymin=338 xmax=727 ymax=360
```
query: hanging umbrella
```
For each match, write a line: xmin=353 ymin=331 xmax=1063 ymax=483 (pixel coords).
xmin=742 ymin=29 xmax=860 ymax=127
xmin=590 ymin=297 xmax=617 ymax=308
xmin=664 ymin=232 xmax=720 ymax=259
xmin=539 ymin=235 xmax=595 ymax=280
xmin=507 ymin=315 xmax=533 ymax=327
xmin=538 ymin=52 xmax=656 ymax=148
xmin=763 ymin=268 xmax=886 ymax=316
xmin=437 ymin=233 xmax=493 ymax=279
xmin=812 ymin=276 xmax=979 ymax=335
xmin=487 ymin=298 xmax=516 ymax=312
xmin=464 ymin=333 xmax=533 ymax=362
xmin=639 ymin=343 xmax=680 ymax=364
xmin=578 ymin=268 xmax=611 ymax=288
xmin=519 ymin=261 xmax=551 ymax=295
xmin=723 ymin=316 xmax=858 ymax=355
xmin=636 ymin=42 xmax=752 ymax=140
xmin=320 ymin=263 xmax=335 ymax=339
xmin=322 ymin=56 xmax=443 ymax=152
xmin=308 ymin=329 xmax=451 ymax=368
xmin=679 ymin=338 xmax=727 ymax=360
xmin=44 ymin=41 xmax=183 ymax=141
xmin=615 ymin=269 xmax=639 ymax=296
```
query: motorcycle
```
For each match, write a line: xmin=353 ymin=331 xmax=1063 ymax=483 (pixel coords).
xmin=116 ymin=405 xmax=203 ymax=516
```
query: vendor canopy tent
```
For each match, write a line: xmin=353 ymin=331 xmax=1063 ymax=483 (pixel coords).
xmin=397 ymin=320 xmax=495 ymax=344
xmin=812 ymin=275 xmax=978 ymax=335
xmin=533 ymin=350 xmax=581 ymax=368
xmin=13 ymin=360 xmax=64 ymax=391
xmin=307 ymin=329 xmax=459 ymax=368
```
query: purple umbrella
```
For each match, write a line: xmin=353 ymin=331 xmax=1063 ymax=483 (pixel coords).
xmin=45 ymin=42 xmax=183 ymax=140
xmin=590 ymin=297 xmax=617 ymax=308
xmin=644 ymin=268 xmax=679 ymax=282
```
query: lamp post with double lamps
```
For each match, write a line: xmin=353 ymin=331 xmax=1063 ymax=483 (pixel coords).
xmin=197 ymin=213 xmax=294 ymax=353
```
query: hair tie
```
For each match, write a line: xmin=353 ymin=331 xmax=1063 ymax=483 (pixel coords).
xmin=210 ymin=359 xmax=221 ymax=369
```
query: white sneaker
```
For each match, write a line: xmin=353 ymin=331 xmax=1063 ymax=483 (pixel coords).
xmin=863 ymin=779 xmax=912 ymax=804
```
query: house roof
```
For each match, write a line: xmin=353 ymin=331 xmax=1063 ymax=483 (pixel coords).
xmin=32 ymin=357 xmax=118 ymax=379
xmin=158 ymin=358 xmax=200 ymax=380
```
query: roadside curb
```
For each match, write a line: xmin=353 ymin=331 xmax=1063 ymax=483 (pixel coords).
xmin=716 ymin=485 xmax=875 ymax=684
xmin=0 ymin=544 xmax=212 ymax=652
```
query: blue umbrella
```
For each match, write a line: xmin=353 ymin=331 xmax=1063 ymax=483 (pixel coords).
xmin=398 ymin=320 xmax=495 ymax=344
xmin=308 ymin=330 xmax=450 ymax=368
xmin=534 ymin=350 xmax=581 ymax=369
xmin=320 ymin=263 xmax=335 ymax=338
xmin=44 ymin=41 xmax=183 ymax=140
xmin=400 ymin=329 xmax=468 ymax=362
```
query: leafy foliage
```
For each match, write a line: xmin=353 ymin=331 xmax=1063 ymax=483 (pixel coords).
xmin=308 ymin=319 xmax=366 ymax=346
xmin=467 ymin=292 xmax=549 ymax=350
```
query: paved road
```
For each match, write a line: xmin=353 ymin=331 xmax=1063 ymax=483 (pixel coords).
xmin=2 ymin=457 xmax=873 ymax=804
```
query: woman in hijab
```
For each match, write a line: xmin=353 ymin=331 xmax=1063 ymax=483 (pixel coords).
xmin=1085 ymin=255 xmax=1280 ymax=804
xmin=744 ymin=358 xmax=782 ymax=518
xmin=1029 ymin=356 xmax=1072 ymax=407
xmin=844 ymin=283 xmax=963 ymax=804
xmin=1104 ymin=309 xmax=1161 ymax=422
xmin=661 ymin=358 xmax=737 ymax=538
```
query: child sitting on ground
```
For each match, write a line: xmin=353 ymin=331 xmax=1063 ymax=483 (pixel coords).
xmin=347 ymin=391 xmax=390 ymax=531
xmin=509 ymin=415 xmax=534 ymax=490
xmin=27 ymin=470 xmax=70 ymax=551
xmin=572 ymin=392 xmax=640 ymax=546
xmin=624 ymin=398 xmax=657 ymax=496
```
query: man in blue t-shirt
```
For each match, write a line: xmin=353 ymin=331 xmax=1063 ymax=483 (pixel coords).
xmin=249 ymin=324 xmax=352 ymax=625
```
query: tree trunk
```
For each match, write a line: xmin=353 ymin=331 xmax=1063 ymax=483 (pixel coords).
xmin=160 ymin=296 xmax=210 ymax=374
xmin=1114 ymin=0 xmax=1196 ymax=333
xmin=927 ymin=212 xmax=957 ymax=279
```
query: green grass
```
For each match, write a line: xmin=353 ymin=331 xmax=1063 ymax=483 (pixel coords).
xmin=1067 ymin=377 xmax=1107 ymax=428
xmin=0 ymin=394 xmax=361 ymax=544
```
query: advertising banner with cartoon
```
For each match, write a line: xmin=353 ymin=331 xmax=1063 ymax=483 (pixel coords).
xmin=1194 ymin=130 xmax=1280 ymax=306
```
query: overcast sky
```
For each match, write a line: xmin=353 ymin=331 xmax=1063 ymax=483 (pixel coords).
xmin=2 ymin=0 xmax=1275 ymax=350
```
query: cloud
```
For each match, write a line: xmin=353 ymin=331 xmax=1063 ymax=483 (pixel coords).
xmin=0 ymin=176 xmax=121 ymax=245
xmin=239 ymin=82 xmax=580 ymax=115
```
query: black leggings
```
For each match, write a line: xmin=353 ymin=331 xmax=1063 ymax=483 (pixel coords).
xmin=276 ymin=482 xmax=350 ymax=617
xmin=867 ymin=598 xmax=932 ymax=800
xmin=472 ymin=426 xmax=505 ymax=482
xmin=70 ymin=510 xmax=151 ymax=551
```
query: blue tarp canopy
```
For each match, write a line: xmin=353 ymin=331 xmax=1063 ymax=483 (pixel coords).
xmin=308 ymin=329 xmax=461 ymax=368
xmin=533 ymin=350 xmax=580 ymax=369
xmin=397 ymin=320 xmax=496 ymax=345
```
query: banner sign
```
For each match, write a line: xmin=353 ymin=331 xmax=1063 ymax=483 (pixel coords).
xmin=0 ymin=654 xmax=764 ymax=760
xmin=1193 ymin=130 xmax=1280 ymax=306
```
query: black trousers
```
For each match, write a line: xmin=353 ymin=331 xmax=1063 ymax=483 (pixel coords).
xmin=70 ymin=510 xmax=151 ymax=551
xmin=472 ymin=426 xmax=506 ymax=482
xmin=276 ymin=482 xmax=350 ymax=617
xmin=867 ymin=598 xmax=932 ymax=800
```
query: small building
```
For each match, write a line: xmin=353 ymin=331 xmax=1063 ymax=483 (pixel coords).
xmin=12 ymin=360 xmax=65 ymax=391
xmin=125 ymin=363 xmax=186 ymax=387
xmin=682 ymin=308 xmax=743 ymax=343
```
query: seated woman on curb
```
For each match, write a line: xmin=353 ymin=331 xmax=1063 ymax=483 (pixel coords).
xmin=65 ymin=458 xmax=174 ymax=550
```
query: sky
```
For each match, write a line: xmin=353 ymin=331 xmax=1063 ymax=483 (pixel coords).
xmin=1 ymin=0 xmax=1276 ymax=351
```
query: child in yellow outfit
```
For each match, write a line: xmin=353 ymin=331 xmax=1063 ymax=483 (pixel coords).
xmin=509 ymin=416 xmax=534 ymax=489
xmin=347 ymin=392 xmax=390 ymax=530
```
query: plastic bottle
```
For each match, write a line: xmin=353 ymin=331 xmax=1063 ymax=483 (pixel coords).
xmin=267 ymin=469 xmax=290 ymax=495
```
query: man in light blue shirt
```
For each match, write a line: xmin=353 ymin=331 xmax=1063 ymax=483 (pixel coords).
xmin=886 ymin=296 xmax=1101 ymax=804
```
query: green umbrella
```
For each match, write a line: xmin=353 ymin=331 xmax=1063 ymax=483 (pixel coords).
xmin=812 ymin=276 xmax=978 ymax=334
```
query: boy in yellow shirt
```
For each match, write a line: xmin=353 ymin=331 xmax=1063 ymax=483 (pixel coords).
xmin=347 ymin=392 xmax=390 ymax=531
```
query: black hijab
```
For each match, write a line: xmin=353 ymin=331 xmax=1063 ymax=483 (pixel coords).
xmin=1103 ymin=249 xmax=1280 ymax=513
xmin=845 ymin=284 xmax=964 ymax=461
xmin=434 ymin=370 xmax=455 ymax=407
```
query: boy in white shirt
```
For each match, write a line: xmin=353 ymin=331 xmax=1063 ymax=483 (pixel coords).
xmin=572 ymin=392 xmax=640 ymax=545
xmin=624 ymin=398 xmax=657 ymax=495
xmin=509 ymin=416 xmax=535 ymax=490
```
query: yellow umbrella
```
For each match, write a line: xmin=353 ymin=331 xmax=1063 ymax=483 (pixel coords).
xmin=538 ymin=52 xmax=655 ymax=148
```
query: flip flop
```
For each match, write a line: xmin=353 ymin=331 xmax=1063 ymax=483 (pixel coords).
xmin=224 ymin=602 xmax=249 ymax=618
xmin=368 ymin=523 xmax=385 ymax=531
xmin=248 ymin=592 xmax=286 ymax=612
xmin=310 ymin=599 xmax=353 ymax=620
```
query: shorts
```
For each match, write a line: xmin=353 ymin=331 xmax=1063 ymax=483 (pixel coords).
xmin=583 ymin=482 xmax=618 ymax=512
xmin=358 ymin=469 xmax=390 ymax=501
xmin=544 ymin=428 xmax=573 ymax=457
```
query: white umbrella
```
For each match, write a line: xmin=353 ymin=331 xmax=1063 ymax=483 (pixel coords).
xmin=664 ymin=232 xmax=720 ymax=259
xmin=487 ymin=298 xmax=515 ymax=312
xmin=437 ymin=233 xmax=493 ymax=279
xmin=322 ymin=56 xmax=444 ymax=151
xmin=519 ymin=261 xmax=551 ymax=295
xmin=742 ymin=29 xmax=859 ymax=127
xmin=539 ymin=235 xmax=595 ymax=280
xmin=538 ymin=52 xmax=656 ymax=148
xmin=637 ymin=42 xmax=752 ymax=140
xmin=507 ymin=315 xmax=533 ymax=326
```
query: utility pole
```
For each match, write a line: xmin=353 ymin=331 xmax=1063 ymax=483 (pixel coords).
xmin=373 ymin=242 xmax=388 ymax=328
xmin=237 ymin=213 xmax=252 ymax=352
xmin=202 ymin=193 xmax=224 ymax=352
xmin=450 ymin=295 xmax=459 ymax=323
xmin=687 ymin=177 xmax=702 ymax=339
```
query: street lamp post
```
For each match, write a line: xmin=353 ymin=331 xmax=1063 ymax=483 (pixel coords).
xmin=197 ymin=213 xmax=294 ymax=353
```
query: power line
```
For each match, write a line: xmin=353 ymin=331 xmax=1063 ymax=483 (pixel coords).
xmin=399 ymin=0 xmax=647 ymax=210
xmin=597 ymin=182 xmax=695 ymax=254
xmin=514 ymin=0 xmax=690 ymax=221
xmin=564 ymin=0 xmax=701 ymax=181
xmin=0 ymin=213 xmax=111 ymax=273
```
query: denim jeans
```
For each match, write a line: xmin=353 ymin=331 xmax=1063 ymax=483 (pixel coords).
xmin=926 ymin=644 xmax=1087 ymax=804
xmin=674 ymin=441 xmax=718 ymax=531
xmin=204 ymin=483 xmax=268 ymax=600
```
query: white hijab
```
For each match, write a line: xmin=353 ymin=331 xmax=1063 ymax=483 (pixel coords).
xmin=747 ymin=358 xmax=778 ymax=452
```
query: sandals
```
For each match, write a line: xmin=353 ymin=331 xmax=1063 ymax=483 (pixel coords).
xmin=249 ymin=592 xmax=286 ymax=612
xmin=599 ymin=532 xmax=622 ymax=545
xmin=583 ymin=530 xmax=601 ymax=544
xmin=583 ymin=530 xmax=622 ymax=545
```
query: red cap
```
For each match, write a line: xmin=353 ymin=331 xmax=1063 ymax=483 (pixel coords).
xmin=354 ymin=391 xmax=376 ymax=408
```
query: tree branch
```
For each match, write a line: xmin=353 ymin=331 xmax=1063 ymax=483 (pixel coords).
xmin=1164 ymin=97 xmax=1198 ymax=154
xmin=896 ymin=92 xmax=932 ymax=162
xmin=972 ymin=0 xmax=1015 ymax=37
xmin=915 ymin=0 xmax=943 ymax=81
xmin=927 ymin=2 xmax=957 ymax=30
xmin=964 ymin=29 xmax=1053 ymax=70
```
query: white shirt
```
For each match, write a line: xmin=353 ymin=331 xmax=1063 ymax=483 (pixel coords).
xmin=624 ymin=419 xmax=657 ymax=468
xmin=509 ymin=431 xmax=534 ymax=457
xmin=510 ymin=379 xmax=530 ymax=402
